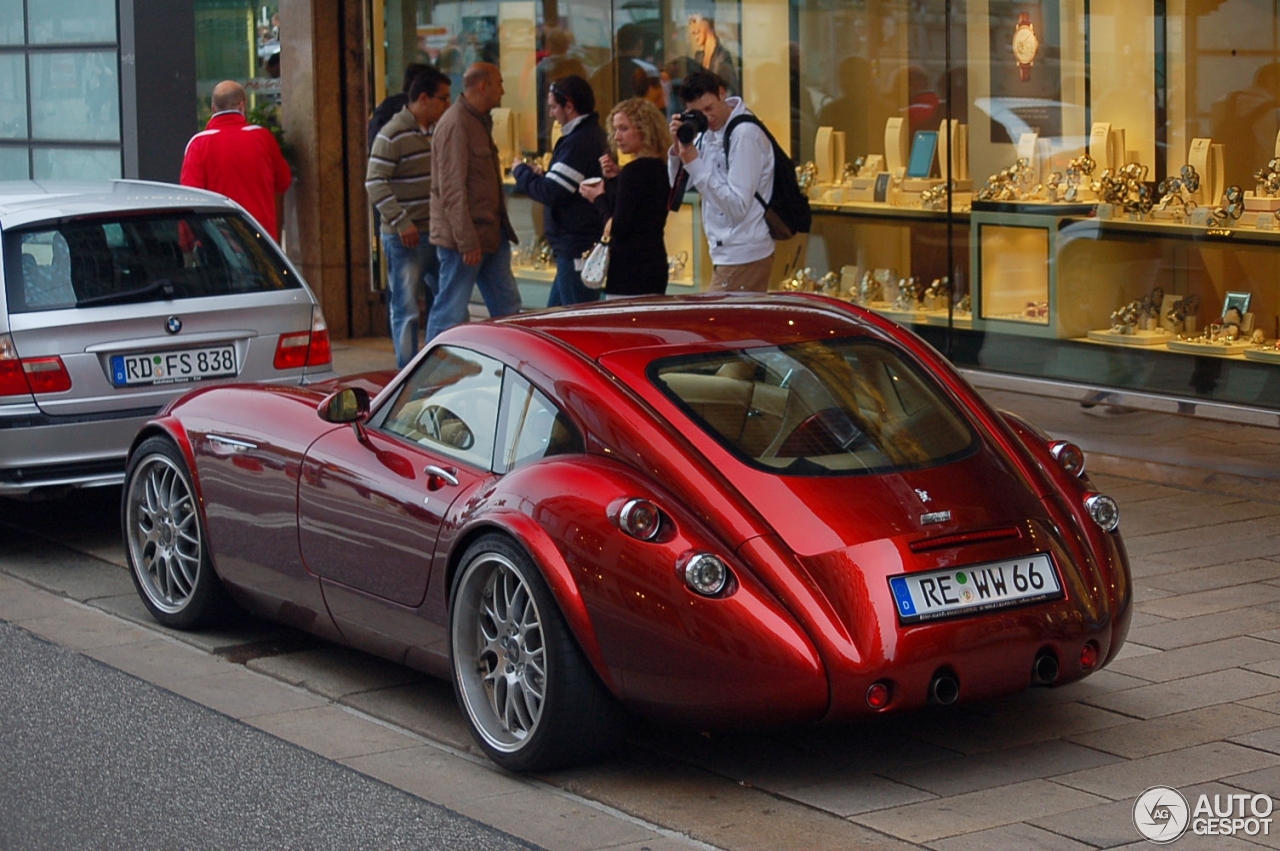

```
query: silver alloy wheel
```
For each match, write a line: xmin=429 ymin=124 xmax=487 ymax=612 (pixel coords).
xmin=452 ymin=551 xmax=548 ymax=753
xmin=125 ymin=452 xmax=203 ymax=615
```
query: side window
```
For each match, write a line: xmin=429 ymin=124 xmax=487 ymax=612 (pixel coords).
xmin=379 ymin=346 xmax=504 ymax=469
xmin=496 ymin=372 xmax=582 ymax=474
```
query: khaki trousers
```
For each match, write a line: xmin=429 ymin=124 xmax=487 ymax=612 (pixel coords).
xmin=708 ymin=253 xmax=775 ymax=292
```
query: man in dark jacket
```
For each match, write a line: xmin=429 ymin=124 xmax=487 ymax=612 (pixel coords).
xmin=512 ymin=75 xmax=608 ymax=306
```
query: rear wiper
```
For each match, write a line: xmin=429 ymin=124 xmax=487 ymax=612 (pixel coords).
xmin=77 ymin=278 xmax=175 ymax=307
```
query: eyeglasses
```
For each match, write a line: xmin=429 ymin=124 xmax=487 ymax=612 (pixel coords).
xmin=434 ymin=93 xmax=451 ymax=103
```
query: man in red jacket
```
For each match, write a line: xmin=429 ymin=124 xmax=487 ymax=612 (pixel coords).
xmin=181 ymin=80 xmax=292 ymax=240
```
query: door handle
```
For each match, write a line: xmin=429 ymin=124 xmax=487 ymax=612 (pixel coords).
xmin=424 ymin=464 xmax=459 ymax=489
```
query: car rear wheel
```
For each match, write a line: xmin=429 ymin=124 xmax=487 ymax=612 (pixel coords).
xmin=450 ymin=533 xmax=623 ymax=772
xmin=122 ymin=436 xmax=234 ymax=629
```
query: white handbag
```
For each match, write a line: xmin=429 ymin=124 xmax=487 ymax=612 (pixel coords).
xmin=580 ymin=219 xmax=612 ymax=289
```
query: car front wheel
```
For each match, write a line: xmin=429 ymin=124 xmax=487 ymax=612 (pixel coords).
xmin=450 ymin=533 xmax=623 ymax=772
xmin=122 ymin=435 xmax=234 ymax=629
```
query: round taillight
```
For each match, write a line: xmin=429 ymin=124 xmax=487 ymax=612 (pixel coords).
xmin=1080 ymin=642 xmax=1099 ymax=671
xmin=618 ymin=498 xmax=662 ymax=541
xmin=681 ymin=553 xmax=729 ymax=596
xmin=1049 ymin=440 xmax=1086 ymax=477
xmin=1085 ymin=493 xmax=1120 ymax=532
xmin=866 ymin=681 xmax=892 ymax=710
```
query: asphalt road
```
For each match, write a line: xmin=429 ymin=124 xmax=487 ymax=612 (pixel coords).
xmin=0 ymin=617 xmax=539 ymax=851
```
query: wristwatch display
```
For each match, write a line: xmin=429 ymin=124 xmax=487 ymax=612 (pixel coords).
xmin=1013 ymin=12 xmax=1039 ymax=82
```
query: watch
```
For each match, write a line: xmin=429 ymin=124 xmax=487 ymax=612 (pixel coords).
xmin=1013 ymin=12 xmax=1039 ymax=82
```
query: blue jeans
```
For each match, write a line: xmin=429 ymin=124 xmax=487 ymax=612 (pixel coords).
xmin=427 ymin=241 xmax=523 ymax=341
xmin=547 ymin=247 xmax=602 ymax=308
xmin=381 ymin=231 xmax=438 ymax=369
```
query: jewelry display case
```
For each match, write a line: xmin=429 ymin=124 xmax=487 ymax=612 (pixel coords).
xmin=506 ymin=192 xmax=707 ymax=300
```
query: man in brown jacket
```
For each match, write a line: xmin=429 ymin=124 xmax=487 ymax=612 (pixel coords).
xmin=427 ymin=62 xmax=522 ymax=340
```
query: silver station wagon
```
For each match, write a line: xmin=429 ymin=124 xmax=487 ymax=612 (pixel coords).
xmin=0 ymin=180 xmax=336 ymax=496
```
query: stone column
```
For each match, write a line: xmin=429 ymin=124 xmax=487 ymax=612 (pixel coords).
xmin=278 ymin=0 xmax=376 ymax=340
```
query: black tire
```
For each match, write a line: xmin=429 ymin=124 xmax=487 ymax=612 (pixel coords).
xmin=121 ymin=436 xmax=235 ymax=629
xmin=449 ymin=533 xmax=624 ymax=772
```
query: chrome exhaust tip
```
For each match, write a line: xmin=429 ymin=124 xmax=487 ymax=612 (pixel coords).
xmin=929 ymin=672 xmax=959 ymax=705
xmin=1032 ymin=652 xmax=1059 ymax=686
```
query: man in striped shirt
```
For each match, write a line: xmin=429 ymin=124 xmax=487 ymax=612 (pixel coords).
xmin=366 ymin=65 xmax=452 ymax=368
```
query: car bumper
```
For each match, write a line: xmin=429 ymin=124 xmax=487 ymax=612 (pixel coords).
xmin=0 ymin=369 xmax=336 ymax=496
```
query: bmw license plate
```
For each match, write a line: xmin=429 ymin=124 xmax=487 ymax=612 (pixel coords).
xmin=889 ymin=553 xmax=1063 ymax=624
xmin=111 ymin=345 xmax=238 ymax=387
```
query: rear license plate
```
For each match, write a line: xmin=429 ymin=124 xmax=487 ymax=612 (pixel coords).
xmin=111 ymin=346 xmax=238 ymax=387
xmin=889 ymin=553 xmax=1063 ymax=624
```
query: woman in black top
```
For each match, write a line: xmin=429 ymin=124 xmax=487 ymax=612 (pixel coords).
xmin=579 ymin=98 xmax=672 ymax=296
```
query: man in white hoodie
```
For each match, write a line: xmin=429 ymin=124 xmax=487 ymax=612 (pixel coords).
xmin=669 ymin=70 xmax=774 ymax=292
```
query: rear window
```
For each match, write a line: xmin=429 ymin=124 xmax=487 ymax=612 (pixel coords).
xmin=651 ymin=339 xmax=976 ymax=476
xmin=5 ymin=212 xmax=300 ymax=313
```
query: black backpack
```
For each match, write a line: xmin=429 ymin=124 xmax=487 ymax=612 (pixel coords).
xmin=722 ymin=114 xmax=812 ymax=240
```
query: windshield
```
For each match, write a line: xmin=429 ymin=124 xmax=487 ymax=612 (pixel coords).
xmin=651 ymin=338 xmax=976 ymax=476
xmin=6 ymin=212 xmax=299 ymax=313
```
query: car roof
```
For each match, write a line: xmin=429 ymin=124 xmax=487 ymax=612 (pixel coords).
xmin=0 ymin=179 xmax=239 ymax=229
xmin=496 ymin=293 xmax=876 ymax=361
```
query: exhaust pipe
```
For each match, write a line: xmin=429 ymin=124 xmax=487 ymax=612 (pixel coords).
xmin=1032 ymin=652 xmax=1059 ymax=685
xmin=929 ymin=672 xmax=959 ymax=705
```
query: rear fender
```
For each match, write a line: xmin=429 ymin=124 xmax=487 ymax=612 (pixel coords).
xmin=128 ymin=417 xmax=200 ymax=490
xmin=446 ymin=509 xmax=615 ymax=692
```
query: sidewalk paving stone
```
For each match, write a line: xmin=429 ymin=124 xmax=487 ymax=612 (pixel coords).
xmin=1126 ymin=607 xmax=1280 ymax=650
xmin=1146 ymin=558 xmax=1280 ymax=594
xmin=1137 ymin=584 xmax=1280 ymax=619
xmin=246 ymin=704 xmax=423 ymax=761
xmin=1084 ymin=668 xmax=1280 ymax=719
xmin=849 ymin=779 xmax=1108 ymax=844
xmin=244 ymin=645 xmax=429 ymax=698
xmin=1067 ymin=703 xmax=1280 ymax=759
xmin=1052 ymin=741 xmax=1280 ymax=799
xmin=775 ymin=774 xmax=937 ymax=817
xmin=1108 ymin=636 xmax=1280 ymax=682
xmin=926 ymin=822 xmax=1095 ymax=851
xmin=880 ymin=739 xmax=1121 ymax=797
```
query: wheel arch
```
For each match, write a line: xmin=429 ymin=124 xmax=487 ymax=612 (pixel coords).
xmin=445 ymin=511 xmax=617 ymax=694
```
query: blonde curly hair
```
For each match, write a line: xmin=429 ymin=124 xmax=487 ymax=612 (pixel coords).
xmin=607 ymin=97 xmax=672 ymax=159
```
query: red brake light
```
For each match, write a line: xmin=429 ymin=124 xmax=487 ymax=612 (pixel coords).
xmin=0 ymin=335 xmax=71 ymax=396
xmin=273 ymin=309 xmax=332 ymax=371
xmin=306 ymin=309 xmax=332 ymax=368
xmin=273 ymin=331 xmax=309 ymax=370
xmin=23 ymin=357 xmax=72 ymax=393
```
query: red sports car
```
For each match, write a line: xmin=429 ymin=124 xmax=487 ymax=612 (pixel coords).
xmin=122 ymin=294 xmax=1131 ymax=771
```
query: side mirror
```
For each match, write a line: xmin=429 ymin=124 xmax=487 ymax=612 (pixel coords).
xmin=317 ymin=386 xmax=371 ymax=424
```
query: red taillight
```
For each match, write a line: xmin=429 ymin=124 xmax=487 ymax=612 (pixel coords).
xmin=306 ymin=310 xmax=332 ymax=367
xmin=273 ymin=309 xmax=332 ymax=371
xmin=866 ymin=681 xmax=892 ymax=710
xmin=1080 ymin=642 xmax=1099 ymax=671
xmin=273 ymin=331 xmax=309 ymax=370
xmin=0 ymin=334 xmax=71 ymax=396
xmin=23 ymin=357 xmax=72 ymax=393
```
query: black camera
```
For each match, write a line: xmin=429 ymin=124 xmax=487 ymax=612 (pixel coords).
xmin=675 ymin=110 xmax=708 ymax=144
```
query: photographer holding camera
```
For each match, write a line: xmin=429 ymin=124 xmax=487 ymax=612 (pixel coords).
xmin=669 ymin=70 xmax=774 ymax=291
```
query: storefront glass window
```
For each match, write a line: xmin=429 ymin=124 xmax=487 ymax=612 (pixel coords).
xmin=0 ymin=0 xmax=23 ymax=45
xmin=32 ymin=146 xmax=120 ymax=180
xmin=30 ymin=51 xmax=120 ymax=142
xmin=194 ymin=1 xmax=280 ymax=127
xmin=28 ymin=0 xmax=117 ymax=45
xmin=0 ymin=147 xmax=25 ymax=179
xmin=0 ymin=53 xmax=26 ymax=138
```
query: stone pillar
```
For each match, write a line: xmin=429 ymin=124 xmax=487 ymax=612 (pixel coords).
xmin=278 ymin=0 xmax=376 ymax=340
